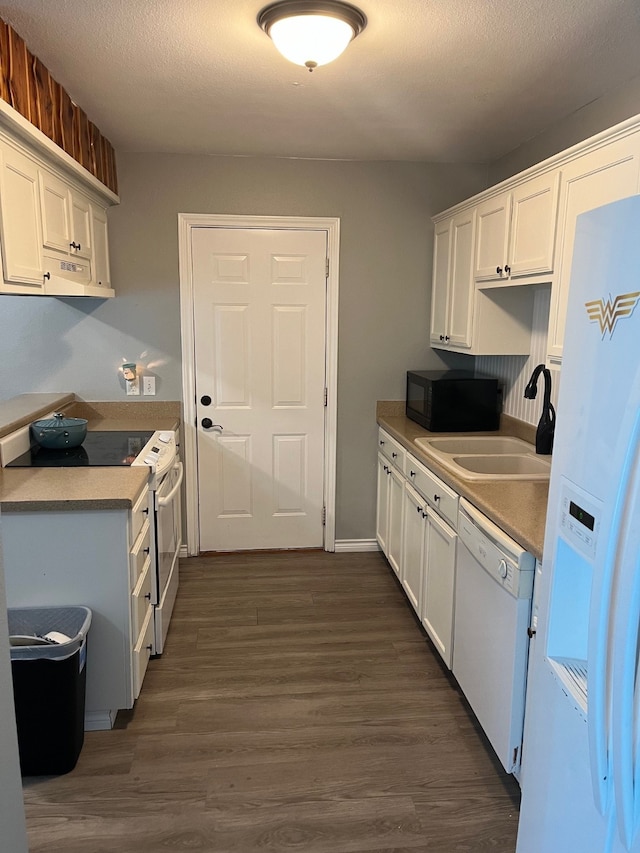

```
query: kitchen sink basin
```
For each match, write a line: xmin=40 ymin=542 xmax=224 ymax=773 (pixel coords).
xmin=413 ymin=434 xmax=551 ymax=481
xmin=415 ymin=435 xmax=535 ymax=456
xmin=451 ymin=454 xmax=551 ymax=477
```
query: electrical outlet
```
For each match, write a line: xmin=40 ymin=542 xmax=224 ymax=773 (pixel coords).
xmin=126 ymin=377 xmax=140 ymax=396
xmin=143 ymin=376 xmax=156 ymax=396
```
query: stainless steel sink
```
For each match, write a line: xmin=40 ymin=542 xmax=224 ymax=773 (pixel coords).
xmin=413 ymin=435 xmax=551 ymax=481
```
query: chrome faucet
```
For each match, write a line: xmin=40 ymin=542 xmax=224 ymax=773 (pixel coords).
xmin=524 ymin=364 xmax=556 ymax=455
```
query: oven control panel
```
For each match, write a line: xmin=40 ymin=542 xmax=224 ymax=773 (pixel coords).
xmin=132 ymin=431 xmax=177 ymax=477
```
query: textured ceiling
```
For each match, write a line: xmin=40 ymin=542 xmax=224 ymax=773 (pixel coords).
xmin=1 ymin=0 xmax=640 ymax=163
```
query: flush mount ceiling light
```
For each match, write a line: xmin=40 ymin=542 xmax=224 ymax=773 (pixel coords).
xmin=258 ymin=0 xmax=367 ymax=71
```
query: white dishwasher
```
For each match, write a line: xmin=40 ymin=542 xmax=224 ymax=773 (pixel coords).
xmin=453 ymin=498 xmax=535 ymax=774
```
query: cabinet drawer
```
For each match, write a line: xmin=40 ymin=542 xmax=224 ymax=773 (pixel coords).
xmin=131 ymin=555 xmax=152 ymax=640
xmin=129 ymin=520 xmax=151 ymax=589
xmin=377 ymin=428 xmax=406 ymax=474
xmin=407 ymin=454 xmax=459 ymax=528
xmin=130 ymin=486 xmax=149 ymax=546
xmin=132 ymin=605 xmax=154 ymax=700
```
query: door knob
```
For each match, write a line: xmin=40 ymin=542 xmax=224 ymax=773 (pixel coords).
xmin=201 ymin=418 xmax=223 ymax=430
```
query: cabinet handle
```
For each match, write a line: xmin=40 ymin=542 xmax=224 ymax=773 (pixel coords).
xmin=143 ymin=507 xmax=149 ymax=515
xmin=433 ymin=494 xmax=441 ymax=502
xmin=444 ymin=335 xmax=450 ymax=342
xmin=422 ymin=510 xmax=428 ymax=519
xmin=527 ymin=627 xmax=536 ymax=638
xmin=416 ymin=504 xmax=422 ymax=514
xmin=43 ymin=271 xmax=50 ymax=281
xmin=439 ymin=334 xmax=445 ymax=341
xmin=392 ymin=452 xmax=397 ymax=458
xmin=146 ymin=644 xmax=153 ymax=652
xmin=143 ymin=547 xmax=150 ymax=554
xmin=145 ymin=592 xmax=152 ymax=601
xmin=379 ymin=439 xmax=385 ymax=446
xmin=70 ymin=241 xmax=81 ymax=251
xmin=496 ymin=266 xmax=503 ymax=275
xmin=410 ymin=470 xmax=416 ymax=477
xmin=505 ymin=264 xmax=511 ymax=275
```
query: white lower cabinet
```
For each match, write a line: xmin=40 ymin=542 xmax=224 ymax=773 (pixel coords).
xmin=376 ymin=429 xmax=459 ymax=669
xmin=387 ymin=465 xmax=405 ymax=578
xmin=2 ymin=483 xmax=152 ymax=730
xmin=402 ymin=482 xmax=427 ymax=615
xmin=421 ymin=508 xmax=457 ymax=668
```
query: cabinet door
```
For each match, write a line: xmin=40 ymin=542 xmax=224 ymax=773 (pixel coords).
xmin=509 ymin=171 xmax=560 ymax=278
xmin=447 ymin=209 xmax=476 ymax=348
xmin=91 ymin=203 xmax=111 ymax=288
xmin=376 ymin=453 xmax=390 ymax=555
xmin=0 ymin=146 xmax=44 ymax=287
xmin=401 ymin=482 xmax=426 ymax=615
xmin=387 ymin=466 xmax=405 ymax=579
xmin=39 ymin=170 xmax=72 ymax=254
xmin=429 ymin=218 xmax=451 ymax=346
xmin=70 ymin=191 xmax=92 ymax=260
xmin=474 ymin=192 xmax=510 ymax=281
xmin=548 ymin=134 xmax=640 ymax=364
xmin=422 ymin=509 xmax=457 ymax=669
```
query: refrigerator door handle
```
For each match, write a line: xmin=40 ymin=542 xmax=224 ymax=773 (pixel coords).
xmin=587 ymin=414 xmax=640 ymax=817
xmin=610 ymin=410 xmax=640 ymax=850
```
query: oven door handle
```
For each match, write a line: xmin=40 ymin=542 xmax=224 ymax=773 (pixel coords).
xmin=157 ymin=461 xmax=184 ymax=507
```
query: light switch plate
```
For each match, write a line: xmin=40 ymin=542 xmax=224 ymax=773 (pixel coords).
xmin=143 ymin=376 xmax=156 ymax=396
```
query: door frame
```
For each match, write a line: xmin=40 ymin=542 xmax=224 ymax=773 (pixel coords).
xmin=178 ymin=213 xmax=340 ymax=555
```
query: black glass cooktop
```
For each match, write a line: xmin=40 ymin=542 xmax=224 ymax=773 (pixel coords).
xmin=7 ymin=430 xmax=155 ymax=468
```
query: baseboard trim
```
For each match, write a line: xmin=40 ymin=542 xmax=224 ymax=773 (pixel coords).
xmin=334 ymin=539 xmax=381 ymax=553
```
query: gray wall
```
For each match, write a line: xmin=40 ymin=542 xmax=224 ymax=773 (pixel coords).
xmin=489 ymin=74 xmax=640 ymax=184
xmin=0 ymin=155 xmax=488 ymax=541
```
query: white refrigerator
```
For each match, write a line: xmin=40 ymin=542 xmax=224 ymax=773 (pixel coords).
xmin=516 ymin=194 xmax=640 ymax=852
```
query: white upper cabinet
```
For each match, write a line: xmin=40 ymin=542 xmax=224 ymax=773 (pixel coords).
xmin=547 ymin=132 xmax=640 ymax=365
xmin=0 ymin=145 xmax=44 ymax=290
xmin=474 ymin=171 xmax=560 ymax=284
xmin=430 ymin=207 xmax=533 ymax=355
xmin=430 ymin=209 xmax=475 ymax=350
xmin=90 ymin=203 xmax=111 ymax=290
xmin=0 ymin=105 xmax=118 ymax=298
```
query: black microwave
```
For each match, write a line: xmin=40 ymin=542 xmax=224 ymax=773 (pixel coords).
xmin=406 ymin=370 xmax=500 ymax=432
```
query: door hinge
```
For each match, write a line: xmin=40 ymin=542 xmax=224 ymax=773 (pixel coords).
xmin=325 ymin=257 xmax=329 ymax=278
xmin=324 ymin=387 xmax=328 ymax=407
xmin=322 ymin=506 xmax=326 ymax=526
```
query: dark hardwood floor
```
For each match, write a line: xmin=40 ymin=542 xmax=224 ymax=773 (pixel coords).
xmin=22 ymin=550 xmax=520 ymax=852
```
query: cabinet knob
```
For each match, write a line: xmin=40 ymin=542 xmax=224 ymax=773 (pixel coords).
xmin=496 ymin=266 xmax=503 ymax=275
xmin=505 ymin=264 xmax=511 ymax=275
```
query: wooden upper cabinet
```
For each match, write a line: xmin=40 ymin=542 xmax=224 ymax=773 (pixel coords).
xmin=0 ymin=18 xmax=118 ymax=194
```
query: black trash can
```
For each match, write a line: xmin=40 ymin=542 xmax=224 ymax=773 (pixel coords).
xmin=8 ymin=606 xmax=92 ymax=776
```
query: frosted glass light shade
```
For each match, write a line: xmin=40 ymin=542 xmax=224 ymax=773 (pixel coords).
xmin=269 ymin=15 xmax=354 ymax=67
xmin=258 ymin=1 xmax=366 ymax=70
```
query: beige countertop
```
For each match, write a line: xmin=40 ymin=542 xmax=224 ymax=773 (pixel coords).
xmin=377 ymin=407 xmax=548 ymax=560
xmin=0 ymin=395 xmax=181 ymax=512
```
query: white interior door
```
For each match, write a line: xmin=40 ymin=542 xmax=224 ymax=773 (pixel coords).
xmin=192 ymin=226 xmax=327 ymax=552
